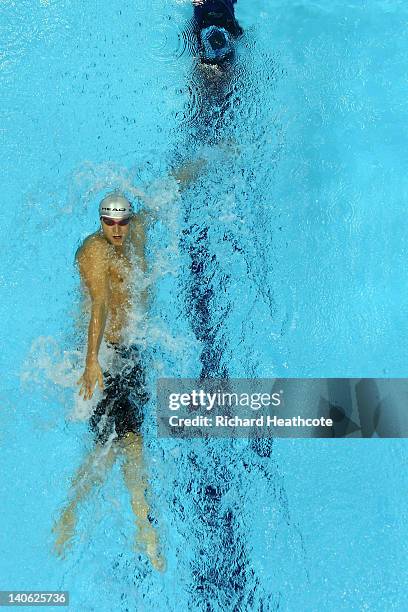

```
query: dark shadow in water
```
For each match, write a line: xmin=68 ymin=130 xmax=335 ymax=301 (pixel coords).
xmin=180 ymin=0 xmax=246 ymax=379
xmin=169 ymin=3 xmax=292 ymax=609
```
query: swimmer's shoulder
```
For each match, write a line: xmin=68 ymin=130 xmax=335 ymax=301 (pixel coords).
xmin=75 ymin=233 xmax=109 ymax=268
xmin=128 ymin=211 xmax=148 ymax=244
xmin=130 ymin=210 xmax=146 ymax=228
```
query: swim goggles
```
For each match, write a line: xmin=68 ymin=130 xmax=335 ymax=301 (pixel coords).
xmin=101 ymin=216 xmax=131 ymax=226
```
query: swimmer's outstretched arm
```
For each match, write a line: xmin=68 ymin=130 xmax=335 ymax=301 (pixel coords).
xmin=171 ymin=158 xmax=207 ymax=191
xmin=131 ymin=158 xmax=207 ymax=222
xmin=76 ymin=240 xmax=109 ymax=400
xmin=129 ymin=210 xmax=147 ymax=271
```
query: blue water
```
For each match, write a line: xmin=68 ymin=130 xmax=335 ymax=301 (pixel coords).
xmin=1 ymin=0 xmax=408 ymax=610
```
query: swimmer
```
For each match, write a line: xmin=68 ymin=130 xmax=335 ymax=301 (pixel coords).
xmin=52 ymin=162 xmax=204 ymax=571
xmin=192 ymin=0 xmax=243 ymax=65
xmin=185 ymin=0 xmax=244 ymax=139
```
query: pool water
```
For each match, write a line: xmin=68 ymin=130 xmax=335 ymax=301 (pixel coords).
xmin=1 ymin=1 xmax=408 ymax=610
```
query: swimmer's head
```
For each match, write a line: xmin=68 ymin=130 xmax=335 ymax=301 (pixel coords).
xmin=200 ymin=26 xmax=233 ymax=64
xmin=99 ymin=192 xmax=133 ymax=247
xmin=99 ymin=192 xmax=134 ymax=220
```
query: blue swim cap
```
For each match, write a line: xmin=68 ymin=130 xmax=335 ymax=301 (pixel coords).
xmin=200 ymin=26 xmax=233 ymax=63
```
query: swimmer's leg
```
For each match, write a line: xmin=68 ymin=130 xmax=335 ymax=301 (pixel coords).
xmin=52 ymin=442 xmax=119 ymax=558
xmin=120 ymin=431 xmax=166 ymax=572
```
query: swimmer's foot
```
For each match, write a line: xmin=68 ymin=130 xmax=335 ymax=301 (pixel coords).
xmin=52 ymin=507 xmax=76 ymax=558
xmin=135 ymin=521 xmax=166 ymax=572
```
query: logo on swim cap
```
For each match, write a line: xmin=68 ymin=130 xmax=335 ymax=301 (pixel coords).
xmin=99 ymin=193 xmax=133 ymax=220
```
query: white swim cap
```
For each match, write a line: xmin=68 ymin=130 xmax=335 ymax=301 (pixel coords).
xmin=99 ymin=193 xmax=133 ymax=219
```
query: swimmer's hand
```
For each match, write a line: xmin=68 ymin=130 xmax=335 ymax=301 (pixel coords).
xmin=172 ymin=158 xmax=207 ymax=191
xmin=77 ymin=359 xmax=104 ymax=400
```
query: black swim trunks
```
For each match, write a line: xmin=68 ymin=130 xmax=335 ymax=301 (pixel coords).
xmin=89 ymin=344 xmax=149 ymax=445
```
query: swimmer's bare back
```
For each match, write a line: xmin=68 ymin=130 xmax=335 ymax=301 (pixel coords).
xmin=76 ymin=214 xmax=147 ymax=400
